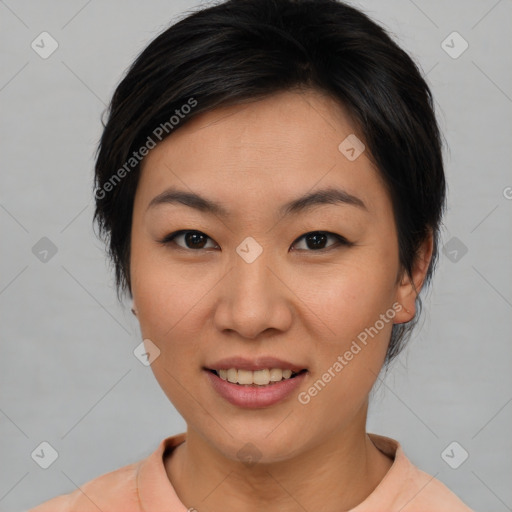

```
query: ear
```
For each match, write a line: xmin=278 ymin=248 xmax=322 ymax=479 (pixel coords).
xmin=131 ymin=299 xmax=138 ymax=317
xmin=393 ymin=230 xmax=434 ymax=324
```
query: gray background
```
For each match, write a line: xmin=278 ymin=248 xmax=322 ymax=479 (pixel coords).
xmin=1 ymin=1 xmax=511 ymax=511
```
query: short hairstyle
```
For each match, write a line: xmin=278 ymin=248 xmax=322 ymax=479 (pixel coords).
xmin=93 ymin=0 xmax=446 ymax=365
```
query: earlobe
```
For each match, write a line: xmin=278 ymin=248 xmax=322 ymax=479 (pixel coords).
xmin=393 ymin=230 xmax=434 ymax=324
xmin=131 ymin=301 xmax=138 ymax=317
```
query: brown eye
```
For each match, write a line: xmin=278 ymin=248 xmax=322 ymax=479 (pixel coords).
xmin=292 ymin=231 xmax=352 ymax=251
xmin=160 ymin=230 xmax=218 ymax=250
xmin=159 ymin=230 xmax=352 ymax=252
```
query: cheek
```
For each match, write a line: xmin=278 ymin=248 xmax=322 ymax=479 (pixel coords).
xmin=131 ymin=254 xmax=207 ymax=413
xmin=300 ymin=286 xmax=393 ymax=423
xmin=132 ymin=229 xmax=197 ymax=321
xmin=130 ymin=237 xmax=204 ymax=358
xmin=296 ymin=252 xmax=396 ymax=404
xmin=296 ymin=256 xmax=398 ymax=344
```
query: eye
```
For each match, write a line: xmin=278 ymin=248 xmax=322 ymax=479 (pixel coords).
xmin=291 ymin=231 xmax=352 ymax=252
xmin=159 ymin=230 xmax=352 ymax=252
xmin=159 ymin=230 xmax=218 ymax=250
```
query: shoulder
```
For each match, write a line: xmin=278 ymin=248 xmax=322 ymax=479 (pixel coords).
xmin=27 ymin=460 xmax=142 ymax=512
xmin=360 ymin=434 xmax=475 ymax=512
xmin=27 ymin=434 xmax=187 ymax=512
xmin=400 ymin=464 xmax=475 ymax=511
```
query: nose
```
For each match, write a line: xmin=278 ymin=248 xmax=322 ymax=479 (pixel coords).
xmin=213 ymin=245 xmax=293 ymax=340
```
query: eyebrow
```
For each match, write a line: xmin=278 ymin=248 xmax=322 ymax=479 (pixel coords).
xmin=147 ymin=186 xmax=368 ymax=217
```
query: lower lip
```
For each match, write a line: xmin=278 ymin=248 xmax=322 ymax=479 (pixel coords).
xmin=205 ymin=370 xmax=307 ymax=409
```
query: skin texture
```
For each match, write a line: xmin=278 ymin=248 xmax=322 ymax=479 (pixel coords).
xmin=130 ymin=89 xmax=433 ymax=512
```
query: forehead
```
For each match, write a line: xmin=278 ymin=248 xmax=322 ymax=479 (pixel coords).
xmin=136 ymin=90 xmax=390 ymax=217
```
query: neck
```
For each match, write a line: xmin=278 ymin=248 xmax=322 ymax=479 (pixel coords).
xmin=165 ymin=412 xmax=392 ymax=512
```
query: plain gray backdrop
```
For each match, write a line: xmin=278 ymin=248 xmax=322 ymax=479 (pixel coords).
xmin=1 ymin=1 xmax=511 ymax=511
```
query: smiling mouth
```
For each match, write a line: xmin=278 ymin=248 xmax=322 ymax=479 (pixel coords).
xmin=206 ymin=368 xmax=308 ymax=386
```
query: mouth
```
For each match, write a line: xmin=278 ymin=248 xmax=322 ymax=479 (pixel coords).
xmin=204 ymin=364 xmax=309 ymax=408
xmin=206 ymin=368 xmax=308 ymax=386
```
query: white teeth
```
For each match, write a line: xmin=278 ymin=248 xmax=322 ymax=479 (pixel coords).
xmin=269 ymin=368 xmax=283 ymax=382
xmin=215 ymin=368 xmax=300 ymax=386
xmin=237 ymin=369 xmax=253 ymax=385
xmin=227 ymin=368 xmax=237 ymax=383
xmin=253 ymin=369 xmax=270 ymax=385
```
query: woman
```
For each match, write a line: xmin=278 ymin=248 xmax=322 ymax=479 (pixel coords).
xmin=30 ymin=0 xmax=474 ymax=510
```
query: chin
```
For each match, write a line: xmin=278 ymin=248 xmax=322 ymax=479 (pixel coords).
xmin=200 ymin=419 xmax=314 ymax=465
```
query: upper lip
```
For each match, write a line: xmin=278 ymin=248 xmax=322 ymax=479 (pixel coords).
xmin=205 ymin=356 xmax=307 ymax=373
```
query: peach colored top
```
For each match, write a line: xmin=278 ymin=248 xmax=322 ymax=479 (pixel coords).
xmin=28 ymin=432 xmax=474 ymax=511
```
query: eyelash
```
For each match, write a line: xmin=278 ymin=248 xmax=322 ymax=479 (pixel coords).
xmin=158 ymin=230 xmax=354 ymax=253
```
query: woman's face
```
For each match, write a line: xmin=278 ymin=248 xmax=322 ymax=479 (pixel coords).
xmin=130 ymin=89 xmax=424 ymax=462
